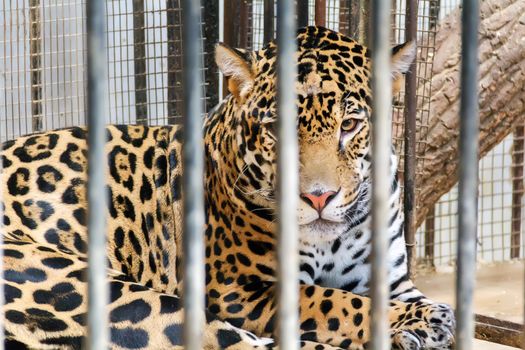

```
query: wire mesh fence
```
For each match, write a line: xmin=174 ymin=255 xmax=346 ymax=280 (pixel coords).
xmin=0 ymin=0 xmax=208 ymax=144
xmin=418 ymin=126 xmax=525 ymax=266
xmin=1 ymin=0 xmax=523 ymax=270
xmin=413 ymin=0 xmax=525 ymax=268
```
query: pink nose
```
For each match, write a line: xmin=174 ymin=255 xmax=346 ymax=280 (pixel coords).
xmin=300 ymin=190 xmax=338 ymax=213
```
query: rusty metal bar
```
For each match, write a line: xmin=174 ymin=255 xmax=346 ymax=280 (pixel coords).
xmin=30 ymin=0 xmax=43 ymax=132
xmin=403 ymin=0 xmax=417 ymax=279
xmin=338 ymin=0 xmax=349 ymax=36
xmin=239 ymin=0 xmax=249 ymax=48
xmin=510 ymin=124 xmax=523 ymax=259
xmin=223 ymin=0 xmax=235 ymax=46
xmin=222 ymin=0 xmax=235 ymax=97
xmin=0 ymin=138 xmax=4 ymax=350
xmin=297 ymin=0 xmax=309 ymax=28
xmin=359 ymin=0 xmax=370 ymax=45
xmin=264 ymin=0 xmax=274 ymax=44
xmin=133 ymin=0 xmax=148 ymax=124
xmin=341 ymin=0 xmax=360 ymax=39
xmin=370 ymin=0 xmax=392 ymax=349
xmin=276 ymin=0 xmax=299 ymax=349
xmin=424 ymin=205 xmax=435 ymax=266
xmin=203 ymin=0 xmax=220 ymax=111
xmin=181 ymin=0 xmax=206 ymax=349
xmin=475 ymin=314 xmax=523 ymax=348
xmin=456 ymin=0 xmax=480 ymax=349
xmin=167 ymin=0 xmax=183 ymax=124
xmin=86 ymin=0 xmax=109 ymax=347
xmin=314 ymin=0 xmax=326 ymax=27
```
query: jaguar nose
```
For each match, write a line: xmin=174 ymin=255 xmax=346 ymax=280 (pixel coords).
xmin=300 ymin=190 xmax=338 ymax=214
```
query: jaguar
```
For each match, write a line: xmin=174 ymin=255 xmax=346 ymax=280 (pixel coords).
xmin=1 ymin=26 xmax=454 ymax=349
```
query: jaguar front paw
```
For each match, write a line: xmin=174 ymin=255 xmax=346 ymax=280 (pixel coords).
xmin=390 ymin=302 xmax=455 ymax=350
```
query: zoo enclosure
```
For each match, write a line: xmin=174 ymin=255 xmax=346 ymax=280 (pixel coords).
xmin=0 ymin=0 xmax=521 ymax=349
xmin=1 ymin=0 xmax=522 ymax=269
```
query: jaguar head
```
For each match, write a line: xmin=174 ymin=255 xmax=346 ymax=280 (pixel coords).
xmin=214 ymin=26 xmax=415 ymax=242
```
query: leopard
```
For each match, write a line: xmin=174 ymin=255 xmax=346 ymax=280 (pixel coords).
xmin=1 ymin=26 xmax=454 ymax=349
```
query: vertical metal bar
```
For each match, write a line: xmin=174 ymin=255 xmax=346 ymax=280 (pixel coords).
xmin=403 ymin=0 xmax=417 ymax=279
xmin=370 ymin=0 xmax=391 ymax=349
xmin=424 ymin=205 xmax=435 ymax=266
xmin=276 ymin=1 xmax=299 ymax=349
xmin=297 ymin=0 xmax=309 ymax=28
xmin=218 ymin=0 xmax=224 ymax=101
xmin=167 ymin=0 xmax=183 ymax=124
xmin=359 ymin=0 xmax=370 ymax=45
xmin=132 ymin=0 xmax=148 ymax=124
xmin=346 ymin=0 xmax=360 ymax=40
xmin=181 ymin=1 xmax=205 ymax=349
xmin=263 ymin=0 xmax=274 ymax=44
xmin=30 ymin=0 xmax=43 ymax=132
xmin=203 ymin=0 xmax=220 ymax=111
xmin=239 ymin=0 xmax=249 ymax=48
xmin=222 ymin=0 xmax=235 ymax=97
xmin=429 ymin=0 xmax=440 ymax=30
xmin=223 ymin=0 xmax=235 ymax=46
xmin=338 ymin=0 xmax=349 ymax=36
xmin=456 ymin=0 xmax=479 ymax=349
xmin=510 ymin=124 xmax=523 ymax=259
xmin=86 ymin=0 xmax=109 ymax=348
xmin=0 ymin=138 xmax=4 ymax=350
xmin=314 ymin=0 xmax=326 ymax=27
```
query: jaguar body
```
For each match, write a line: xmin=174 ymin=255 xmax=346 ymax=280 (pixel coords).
xmin=1 ymin=26 xmax=454 ymax=349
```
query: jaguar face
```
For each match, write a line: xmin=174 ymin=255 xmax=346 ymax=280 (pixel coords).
xmin=215 ymin=26 xmax=415 ymax=242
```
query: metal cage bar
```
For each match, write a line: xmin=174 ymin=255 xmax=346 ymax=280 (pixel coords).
xmin=456 ymin=0 xmax=479 ymax=349
xmin=403 ymin=0 xmax=418 ymax=278
xmin=264 ymin=0 xmax=274 ymax=44
xmin=0 ymin=135 xmax=4 ymax=350
xmin=297 ymin=0 xmax=309 ymax=28
xmin=86 ymin=0 xmax=110 ymax=348
xmin=276 ymin=1 xmax=300 ymax=349
xmin=181 ymin=1 xmax=206 ymax=349
xmin=314 ymin=0 xmax=326 ymax=26
xmin=370 ymin=0 xmax=392 ymax=349
xmin=510 ymin=124 xmax=523 ymax=259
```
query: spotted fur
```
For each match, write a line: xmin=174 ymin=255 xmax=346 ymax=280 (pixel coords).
xmin=1 ymin=26 xmax=454 ymax=349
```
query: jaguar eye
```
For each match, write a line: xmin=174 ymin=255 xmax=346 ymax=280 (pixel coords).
xmin=341 ymin=119 xmax=359 ymax=133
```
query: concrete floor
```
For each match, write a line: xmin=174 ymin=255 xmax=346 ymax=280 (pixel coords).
xmin=415 ymin=261 xmax=523 ymax=349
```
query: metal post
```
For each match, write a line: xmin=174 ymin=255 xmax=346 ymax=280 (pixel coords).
xmin=0 ymin=142 xmax=4 ymax=350
xmin=510 ymin=124 xmax=523 ymax=259
xmin=181 ymin=1 xmax=205 ymax=349
xmin=133 ymin=0 xmax=148 ymax=124
xmin=276 ymin=1 xmax=299 ymax=349
xmin=297 ymin=0 xmax=309 ymax=28
xmin=341 ymin=0 xmax=360 ymax=40
xmin=167 ymin=0 xmax=183 ymax=124
xmin=314 ymin=0 xmax=326 ymax=27
xmin=203 ymin=0 xmax=220 ymax=111
xmin=30 ymin=0 xmax=43 ymax=132
xmin=264 ymin=0 xmax=274 ymax=44
xmin=456 ymin=0 xmax=479 ymax=349
xmin=86 ymin=0 xmax=109 ymax=348
xmin=239 ymin=0 xmax=249 ymax=48
xmin=370 ymin=0 xmax=391 ymax=349
xmin=359 ymin=0 xmax=370 ymax=45
xmin=403 ymin=0 xmax=417 ymax=279
xmin=222 ymin=0 xmax=235 ymax=97
xmin=338 ymin=0 xmax=349 ymax=36
xmin=424 ymin=205 xmax=435 ymax=266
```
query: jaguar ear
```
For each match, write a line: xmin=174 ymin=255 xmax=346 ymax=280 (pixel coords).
xmin=391 ymin=41 xmax=416 ymax=94
xmin=215 ymin=43 xmax=255 ymax=102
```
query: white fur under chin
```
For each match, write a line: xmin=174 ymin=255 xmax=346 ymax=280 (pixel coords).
xmin=299 ymin=220 xmax=348 ymax=243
